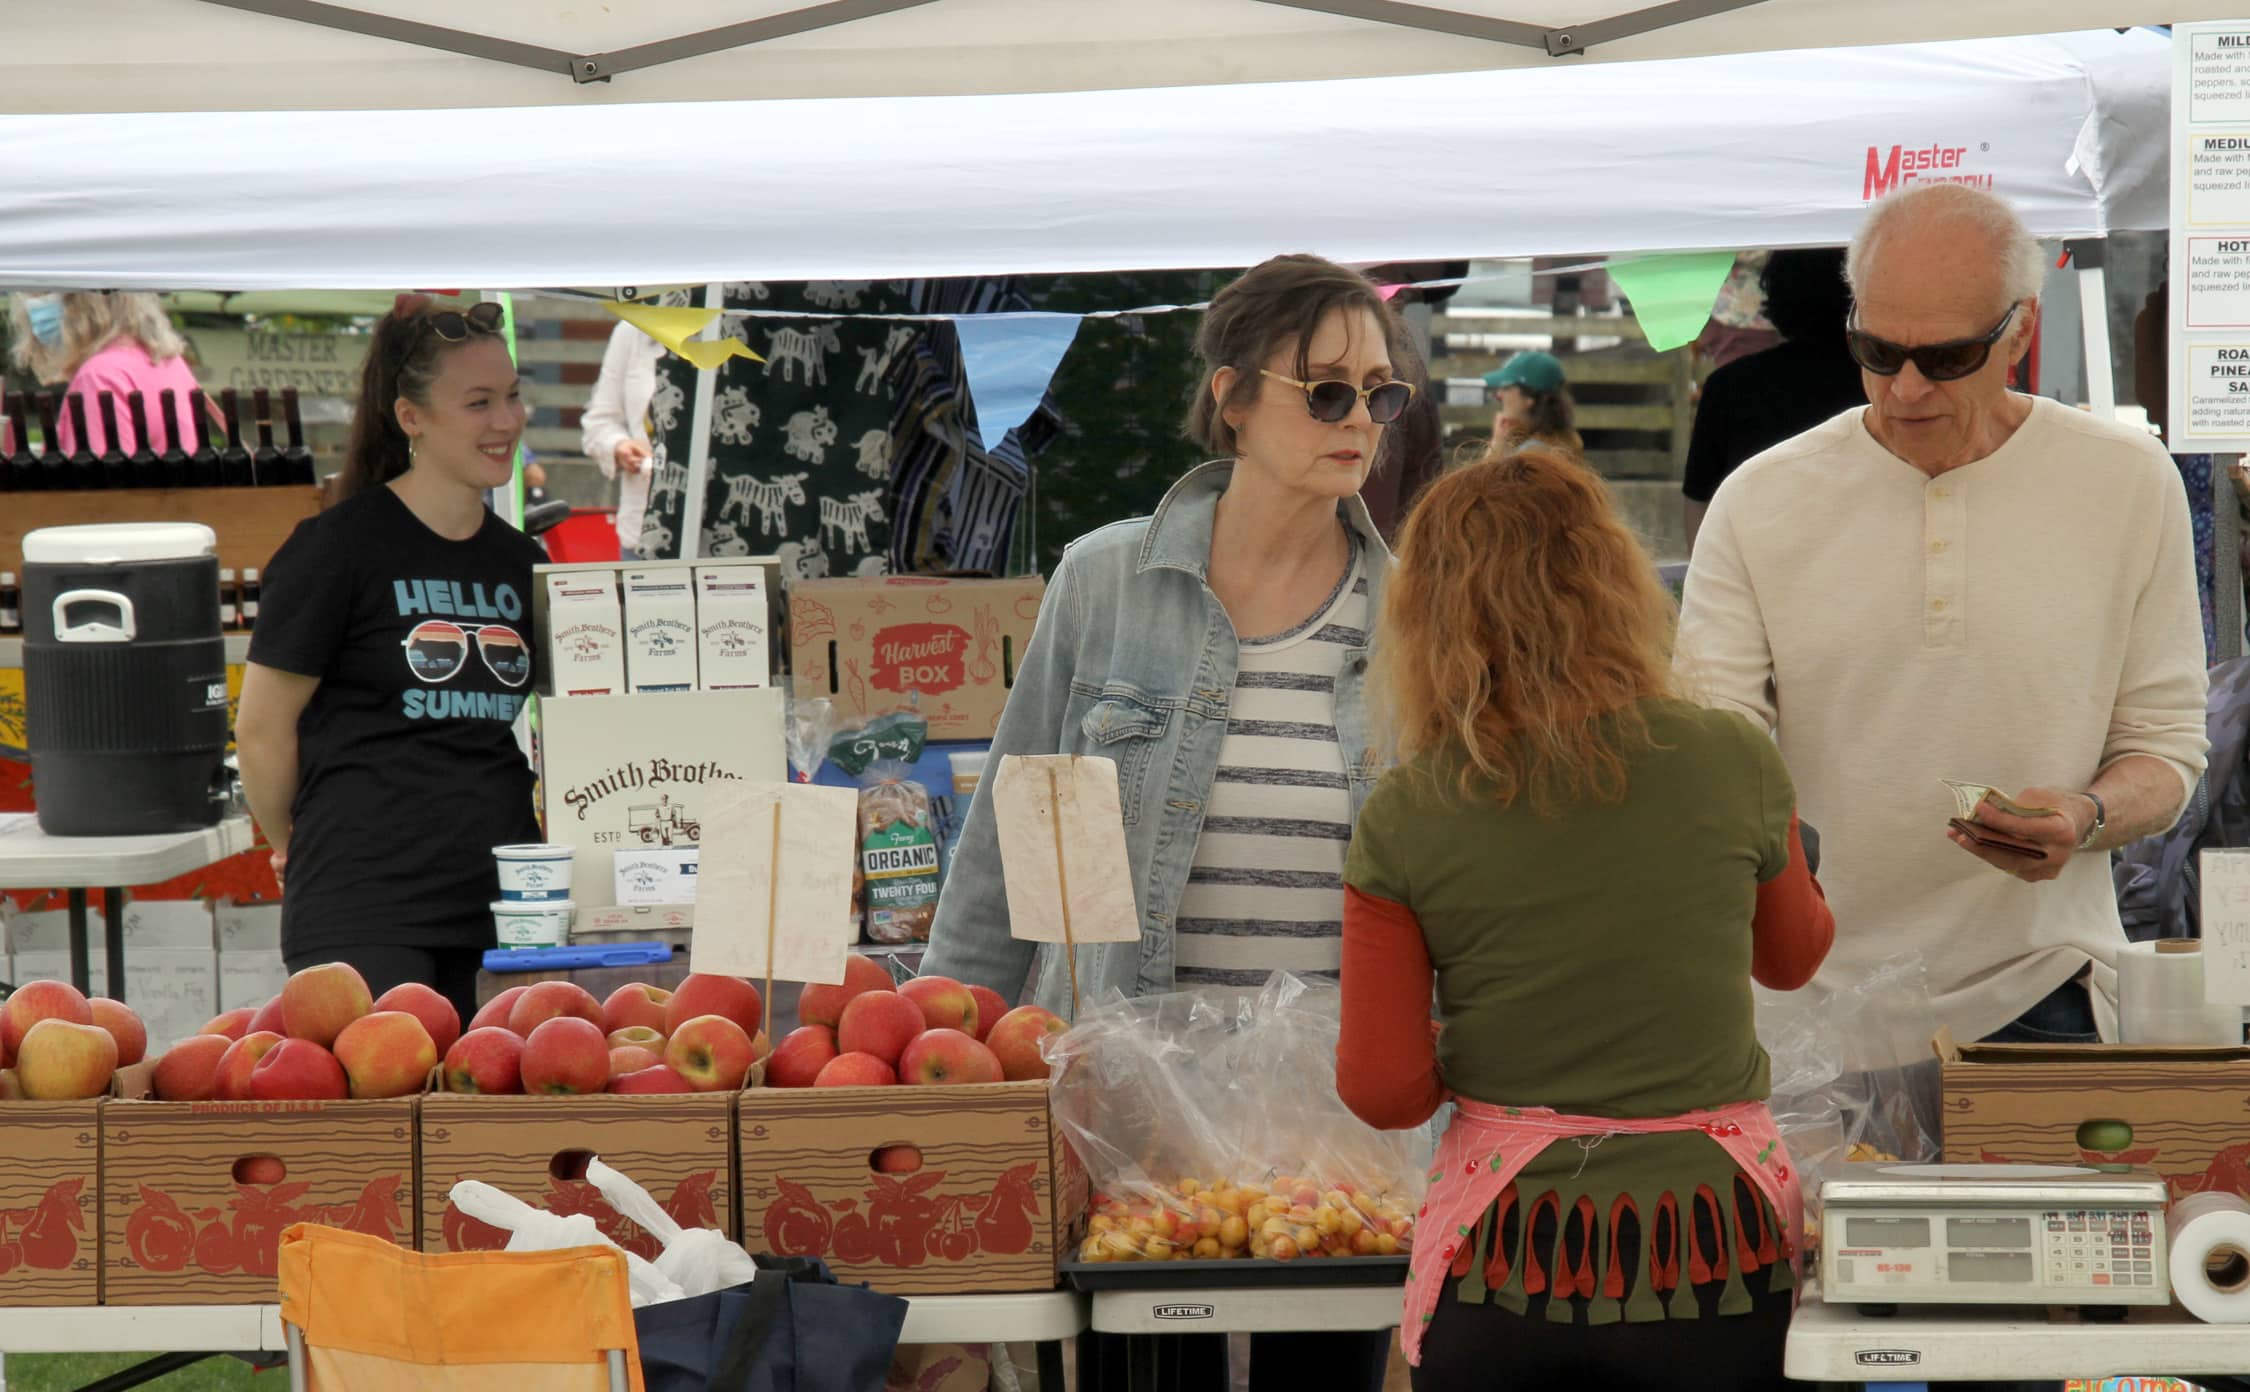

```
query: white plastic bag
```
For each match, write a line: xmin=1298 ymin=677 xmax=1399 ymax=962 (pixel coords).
xmin=447 ymin=1179 xmax=687 ymax=1307
xmin=587 ymin=1157 xmax=762 ymax=1297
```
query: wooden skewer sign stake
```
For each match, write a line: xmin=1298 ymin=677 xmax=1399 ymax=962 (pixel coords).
xmin=764 ymin=799 xmax=782 ymax=1041
xmin=1046 ymin=764 xmax=1082 ymax=1015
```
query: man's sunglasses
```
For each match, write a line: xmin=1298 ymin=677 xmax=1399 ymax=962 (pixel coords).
xmin=1846 ymin=304 xmax=2018 ymax=383
xmin=1260 ymin=369 xmax=1416 ymax=424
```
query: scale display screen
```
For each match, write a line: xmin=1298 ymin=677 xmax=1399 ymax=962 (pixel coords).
xmin=1948 ymin=1218 xmax=2031 ymax=1249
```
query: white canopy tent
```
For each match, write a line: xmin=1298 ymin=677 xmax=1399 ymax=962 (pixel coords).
xmin=0 ymin=30 xmax=2175 ymax=291
xmin=2 ymin=0 xmax=2234 ymax=110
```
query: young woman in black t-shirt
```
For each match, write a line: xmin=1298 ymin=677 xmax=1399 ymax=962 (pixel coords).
xmin=237 ymin=298 xmax=545 ymax=1023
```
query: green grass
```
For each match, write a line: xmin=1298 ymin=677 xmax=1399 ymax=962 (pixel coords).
xmin=1 ymin=1352 xmax=269 ymax=1392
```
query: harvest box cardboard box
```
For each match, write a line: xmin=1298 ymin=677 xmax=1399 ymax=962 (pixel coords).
xmin=1937 ymin=1032 xmax=2250 ymax=1198
xmin=102 ymin=1068 xmax=417 ymax=1305
xmin=420 ymin=1093 xmax=738 ymax=1258
xmin=0 ymin=1098 xmax=103 ymax=1306
xmin=538 ymin=688 xmax=785 ymax=906
xmin=788 ymin=576 xmax=1044 ymax=741
xmin=737 ymin=1080 xmax=1085 ymax=1295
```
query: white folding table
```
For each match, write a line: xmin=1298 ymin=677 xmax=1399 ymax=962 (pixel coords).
xmin=0 ymin=813 xmax=255 ymax=998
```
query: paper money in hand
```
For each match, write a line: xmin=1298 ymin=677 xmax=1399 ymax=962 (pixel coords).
xmin=1942 ymin=779 xmax=2061 ymax=821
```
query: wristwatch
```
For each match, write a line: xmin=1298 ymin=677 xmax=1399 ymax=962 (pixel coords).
xmin=2077 ymin=791 xmax=2107 ymax=851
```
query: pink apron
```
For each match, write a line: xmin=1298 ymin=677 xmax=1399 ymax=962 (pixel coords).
xmin=1399 ymin=1096 xmax=1803 ymax=1366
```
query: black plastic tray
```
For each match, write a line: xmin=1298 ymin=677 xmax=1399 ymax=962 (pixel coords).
xmin=1062 ymin=1254 xmax=1409 ymax=1291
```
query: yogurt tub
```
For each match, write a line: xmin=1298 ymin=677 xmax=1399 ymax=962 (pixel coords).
xmin=492 ymin=898 xmax=575 ymax=948
xmin=494 ymin=843 xmax=575 ymax=901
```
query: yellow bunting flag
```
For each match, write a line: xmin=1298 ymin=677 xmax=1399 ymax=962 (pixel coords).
xmin=606 ymin=301 xmax=764 ymax=369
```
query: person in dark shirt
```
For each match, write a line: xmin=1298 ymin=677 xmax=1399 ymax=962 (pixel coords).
xmin=1681 ymin=249 xmax=1862 ymax=552
xmin=235 ymin=297 xmax=543 ymax=1023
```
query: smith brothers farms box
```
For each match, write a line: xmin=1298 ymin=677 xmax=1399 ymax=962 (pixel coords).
xmin=0 ymin=1097 xmax=103 ymax=1306
xmin=421 ymin=1092 xmax=737 ymax=1258
xmin=102 ymin=1068 xmax=416 ymax=1305
xmin=1939 ymin=1034 xmax=2250 ymax=1199
xmin=787 ymin=576 xmax=1044 ymax=742
xmin=738 ymin=1080 xmax=1085 ymax=1295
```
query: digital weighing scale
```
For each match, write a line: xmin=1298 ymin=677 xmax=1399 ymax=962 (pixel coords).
xmin=1820 ymin=1165 xmax=2171 ymax=1314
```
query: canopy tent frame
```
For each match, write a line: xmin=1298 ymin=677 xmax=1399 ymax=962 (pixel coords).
xmin=1257 ymin=0 xmax=1769 ymax=58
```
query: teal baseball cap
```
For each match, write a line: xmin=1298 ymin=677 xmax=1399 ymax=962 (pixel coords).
xmin=1483 ymin=350 xmax=1566 ymax=394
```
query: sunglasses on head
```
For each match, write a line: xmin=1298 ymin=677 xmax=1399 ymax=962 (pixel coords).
xmin=399 ymin=301 xmax=505 ymax=362
xmin=1259 ymin=369 xmax=1415 ymax=424
xmin=1846 ymin=304 xmax=2018 ymax=383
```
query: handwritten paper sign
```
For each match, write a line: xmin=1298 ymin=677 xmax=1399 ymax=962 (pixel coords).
xmin=991 ymin=754 xmax=1140 ymax=946
xmin=2196 ymin=847 xmax=2250 ymax=1005
xmin=690 ymin=781 xmax=857 ymax=986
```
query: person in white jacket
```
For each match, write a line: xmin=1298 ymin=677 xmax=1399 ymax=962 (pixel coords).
xmin=579 ymin=321 xmax=666 ymax=557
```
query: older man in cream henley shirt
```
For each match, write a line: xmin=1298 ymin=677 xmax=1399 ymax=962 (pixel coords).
xmin=1678 ymin=185 xmax=2208 ymax=1063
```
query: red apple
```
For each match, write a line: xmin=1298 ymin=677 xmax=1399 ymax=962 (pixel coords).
xmin=333 ymin=1011 xmax=438 ymax=1099
xmin=836 ymin=990 xmax=926 ymax=1067
xmin=214 ymin=1031 xmax=286 ymax=1100
xmin=443 ymin=1027 xmax=525 ymax=1095
xmin=609 ymin=1064 xmax=696 ymax=1094
xmin=662 ymin=975 xmax=763 ymax=1039
xmin=235 ymin=1156 xmax=288 ymax=1186
xmin=965 ymin=986 xmax=1009 ymax=1043
xmin=15 ymin=1018 xmax=118 ymax=1099
xmin=813 ymin=1052 xmax=897 ymax=1087
xmin=984 ymin=1004 xmax=1069 ymax=1082
xmin=797 ymin=954 xmax=894 ymax=1030
xmin=468 ymin=985 xmax=529 ymax=1034
xmin=507 ymin=981 xmax=603 ymax=1038
xmin=898 ymin=1028 xmax=1004 ymax=1086
xmin=152 ymin=1033 xmax=233 ymax=1101
xmin=281 ymin=963 xmax=373 ymax=1047
xmin=520 ymin=1017 xmax=609 ymax=1095
xmin=872 ymin=1145 xmax=924 ymax=1173
xmin=200 ymin=1007 xmax=255 ymax=1041
xmin=900 ymin=975 xmax=979 ymax=1036
xmin=602 ymin=983 xmax=673 ymax=1037
xmin=248 ymin=996 xmax=287 ymax=1037
xmin=89 ymin=998 xmax=147 ymax=1067
xmin=2 ymin=980 xmax=93 ymax=1061
xmin=373 ymin=983 xmax=461 ymax=1059
xmin=663 ymin=1014 xmax=755 ymax=1093
xmin=607 ymin=1025 xmax=666 ymax=1051
xmin=250 ymin=1038 xmax=349 ymax=1101
xmin=0 ymin=1070 xmax=20 ymax=1100
xmin=766 ymin=1026 xmax=838 ymax=1088
xmin=609 ymin=1044 xmax=663 ymax=1075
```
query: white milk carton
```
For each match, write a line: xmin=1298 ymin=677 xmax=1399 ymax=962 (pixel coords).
xmin=545 ymin=570 xmax=625 ymax=696
xmin=694 ymin=565 xmax=770 ymax=690
xmin=623 ymin=569 xmax=699 ymax=693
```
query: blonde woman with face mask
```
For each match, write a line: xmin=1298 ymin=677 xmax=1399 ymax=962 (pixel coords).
xmin=6 ymin=291 xmax=211 ymax=455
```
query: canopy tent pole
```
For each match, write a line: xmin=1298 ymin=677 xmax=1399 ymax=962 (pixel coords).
xmin=1252 ymin=0 xmax=1770 ymax=56
xmin=678 ymin=283 xmax=726 ymax=562
xmin=2070 ymin=239 xmax=2117 ymax=420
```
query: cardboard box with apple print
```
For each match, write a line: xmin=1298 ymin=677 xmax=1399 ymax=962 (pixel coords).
xmin=420 ymin=1092 xmax=739 ymax=1257
xmin=738 ymin=1080 xmax=1086 ymax=1295
xmin=0 ymin=1097 xmax=103 ymax=1306
xmin=102 ymin=1069 xmax=417 ymax=1305
xmin=787 ymin=576 xmax=1045 ymax=742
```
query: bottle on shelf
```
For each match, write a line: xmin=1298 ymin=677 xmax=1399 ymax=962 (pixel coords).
xmin=34 ymin=393 xmax=67 ymax=491
xmin=127 ymin=391 xmax=165 ymax=489
xmin=280 ymin=388 xmax=316 ymax=486
xmin=218 ymin=568 xmax=239 ymax=630
xmin=64 ymin=393 xmax=102 ymax=490
xmin=0 ymin=572 xmax=19 ymax=636
xmin=95 ymin=393 xmax=133 ymax=489
xmin=240 ymin=568 xmax=261 ymax=630
xmin=251 ymin=387 xmax=279 ymax=485
xmin=218 ymin=389 xmax=254 ymax=487
xmin=2 ymin=391 xmax=33 ymax=492
xmin=189 ymin=390 xmax=221 ymax=488
xmin=156 ymin=389 xmax=192 ymax=489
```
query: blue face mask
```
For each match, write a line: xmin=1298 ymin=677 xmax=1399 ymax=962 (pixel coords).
xmin=23 ymin=295 xmax=63 ymax=347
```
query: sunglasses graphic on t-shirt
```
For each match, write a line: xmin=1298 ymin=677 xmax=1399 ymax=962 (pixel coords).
xmin=400 ymin=620 xmax=531 ymax=688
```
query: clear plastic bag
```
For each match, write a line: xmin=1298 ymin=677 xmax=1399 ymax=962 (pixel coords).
xmin=1044 ymin=973 xmax=1434 ymax=1265
xmin=784 ymin=680 xmax=838 ymax=783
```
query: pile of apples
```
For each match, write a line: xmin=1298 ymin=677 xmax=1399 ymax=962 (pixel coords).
xmin=765 ymin=956 xmax=1067 ymax=1089
xmin=440 ymin=974 xmax=768 ymax=1096
xmin=0 ymin=980 xmax=148 ymax=1100
xmin=1077 ymin=1177 xmax=1417 ymax=1265
xmin=153 ymin=962 xmax=458 ymax=1101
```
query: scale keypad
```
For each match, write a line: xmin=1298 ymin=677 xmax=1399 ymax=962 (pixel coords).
xmin=2042 ymin=1209 xmax=2157 ymax=1286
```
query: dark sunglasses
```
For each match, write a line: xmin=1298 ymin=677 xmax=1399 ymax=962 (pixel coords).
xmin=1259 ymin=369 xmax=1415 ymax=424
xmin=400 ymin=301 xmax=505 ymax=361
xmin=1846 ymin=304 xmax=2018 ymax=383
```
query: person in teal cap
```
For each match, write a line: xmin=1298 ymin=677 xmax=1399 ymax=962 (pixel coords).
xmin=1484 ymin=349 xmax=1582 ymax=457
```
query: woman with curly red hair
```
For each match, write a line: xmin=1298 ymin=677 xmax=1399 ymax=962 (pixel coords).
xmin=1337 ymin=449 xmax=1833 ymax=1392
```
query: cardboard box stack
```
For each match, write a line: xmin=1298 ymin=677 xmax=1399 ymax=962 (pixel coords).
xmin=787 ymin=576 xmax=1043 ymax=742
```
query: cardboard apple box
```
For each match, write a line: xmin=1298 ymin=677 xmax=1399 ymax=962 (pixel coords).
xmin=420 ymin=1089 xmax=743 ymax=1257
xmin=101 ymin=1063 xmax=417 ymax=1305
xmin=787 ymin=576 xmax=1044 ymax=741
xmin=737 ymin=1080 xmax=1086 ymax=1295
xmin=0 ymin=1093 xmax=104 ymax=1306
xmin=1937 ymin=1031 xmax=2250 ymax=1199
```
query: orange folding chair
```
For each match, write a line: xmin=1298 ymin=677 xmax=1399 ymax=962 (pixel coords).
xmin=278 ymin=1223 xmax=644 ymax=1392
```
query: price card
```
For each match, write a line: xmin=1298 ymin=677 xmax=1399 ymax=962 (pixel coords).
xmin=991 ymin=754 xmax=1140 ymax=948
xmin=690 ymin=781 xmax=857 ymax=987
xmin=2196 ymin=847 xmax=2250 ymax=1005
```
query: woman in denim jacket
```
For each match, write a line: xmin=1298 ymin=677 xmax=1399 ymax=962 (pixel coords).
xmin=923 ymin=253 xmax=1411 ymax=1391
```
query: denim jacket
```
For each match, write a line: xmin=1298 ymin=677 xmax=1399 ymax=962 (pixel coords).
xmin=921 ymin=461 xmax=1393 ymax=1019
